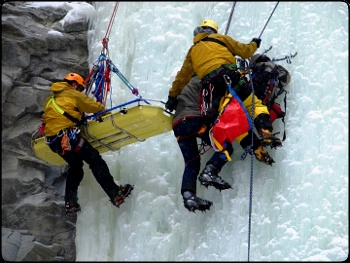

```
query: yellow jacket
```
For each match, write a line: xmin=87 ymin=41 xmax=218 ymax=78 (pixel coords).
xmin=169 ymin=33 xmax=258 ymax=97
xmin=44 ymin=82 xmax=105 ymax=136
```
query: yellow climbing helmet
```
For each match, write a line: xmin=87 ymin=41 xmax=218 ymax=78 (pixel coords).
xmin=64 ymin=73 xmax=85 ymax=88
xmin=200 ymin=19 xmax=218 ymax=33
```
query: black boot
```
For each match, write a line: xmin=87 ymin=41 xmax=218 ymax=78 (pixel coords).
xmin=254 ymin=145 xmax=275 ymax=166
xmin=111 ymin=184 xmax=134 ymax=207
xmin=65 ymin=190 xmax=81 ymax=215
xmin=183 ymin=191 xmax=212 ymax=212
xmin=198 ymin=164 xmax=232 ymax=191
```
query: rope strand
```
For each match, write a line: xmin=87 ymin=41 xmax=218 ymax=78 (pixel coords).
xmin=104 ymin=2 xmax=119 ymax=41
xmin=258 ymin=2 xmax=279 ymax=38
xmin=224 ymin=2 xmax=236 ymax=35
xmin=247 ymin=69 xmax=256 ymax=262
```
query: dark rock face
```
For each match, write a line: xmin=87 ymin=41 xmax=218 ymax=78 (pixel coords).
xmin=2 ymin=2 xmax=95 ymax=261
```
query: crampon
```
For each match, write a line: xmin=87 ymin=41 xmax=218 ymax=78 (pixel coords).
xmin=254 ymin=145 xmax=275 ymax=166
xmin=199 ymin=164 xmax=232 ymax=191
xmin=111 ymin=184 xmax=134 ymax=207
xmin=260 ymin=136 xmax=283 ymax=149
xmin=65 ymin=202 xmax=81 ymax=216
xmin=183 ymin=191 xmax=212 ymax=213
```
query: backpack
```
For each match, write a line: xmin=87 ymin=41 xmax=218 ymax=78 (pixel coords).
xmin=249 ymin=55 xmax=291 ymax=140
xmin=250 ymin=61 xmax=291 ymax=108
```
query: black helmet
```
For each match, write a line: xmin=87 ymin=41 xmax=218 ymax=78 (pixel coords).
xmin=250 ymin=53 xmax=271 ymax=66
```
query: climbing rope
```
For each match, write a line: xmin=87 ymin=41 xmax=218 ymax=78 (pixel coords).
xmin=103 ymin=2 xmax=119 ymax=48
xmin=224 ymin=2 xmax=236 ymax=35
xmin=84 ymin=1 xmax=148 ymax=110
xmin=246 ymin=69 xmax=256 ymax=262
xmin=246 ymin=2 xmax=279 ymax=261
xmin=84 ymin=2 xmax=119 ymax=107
xmin=258 ymin=2 xmax=279 ymax=38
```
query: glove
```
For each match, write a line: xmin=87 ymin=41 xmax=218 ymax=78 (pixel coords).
xmin=96 ymin=111 xmax=109 ymax=122
xmin=165 ymin=96 xmax=178 ymax=112
xmin=254 ymin=145 xmax=275 ymax=166
xmin=259 ymin=128 xmax=272 ymax=139
xmin=96 ymin=115 xmax=104 ymax=122
xmin=251 ymin=38 xmax=262 ymax=48
xmin=254 ymin=113 xmax=272 ymax=138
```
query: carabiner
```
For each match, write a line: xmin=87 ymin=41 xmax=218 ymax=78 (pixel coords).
xmin=223 ymin=74 xmax=231 ymax=85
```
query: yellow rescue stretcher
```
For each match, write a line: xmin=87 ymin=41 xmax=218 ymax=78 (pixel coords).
xmin=31 ymin=99 xmax=174 ymax=166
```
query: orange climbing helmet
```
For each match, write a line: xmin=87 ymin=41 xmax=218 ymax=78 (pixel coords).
xmin=64 ymin=73 xmax=85 ymax=89
xmin=200 ymin=19 xmax=218 ymax=33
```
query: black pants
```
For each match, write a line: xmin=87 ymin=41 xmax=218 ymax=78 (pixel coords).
xmin=48 ymin=133 xmax=119 ymax=201
xmin=173 ymin=117 xmax=229 ymax=196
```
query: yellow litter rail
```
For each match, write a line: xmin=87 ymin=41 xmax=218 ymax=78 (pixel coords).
xmin=32 ymin=102 xmax=173 ymax=166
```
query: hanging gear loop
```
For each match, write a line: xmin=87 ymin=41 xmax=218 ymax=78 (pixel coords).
xmin=258 ymin=2 xmax=279 ymax=38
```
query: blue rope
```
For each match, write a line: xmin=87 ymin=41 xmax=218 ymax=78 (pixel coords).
xmin=247 ymin=70 xmax=256 ymax=262
xmin=109 ymin=61 xmax=150 ymax=105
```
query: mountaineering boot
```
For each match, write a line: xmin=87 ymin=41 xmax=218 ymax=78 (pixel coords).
xmin=254 ymin=145 xmax=275 ymax=166
xmin=65 ymin=201 xmax=81 ymax=215
xmin=260 ymin=136 xmax=283 ymax=149
xmin=65 ymin=191 xmax=81 ymax=215
xmin=111 ymin=184 xmax=134 ymax=207
xmin=183 ymin=191 xmax=212 ymax=212
xmin=198 ymin=164 xmax=232 ymax=191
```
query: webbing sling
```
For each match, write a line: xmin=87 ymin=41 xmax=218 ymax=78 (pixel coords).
xmin=200 ymin=36 xmax=227 ymax=47
xmin=45 ymin=96 xmax=81 ymax=124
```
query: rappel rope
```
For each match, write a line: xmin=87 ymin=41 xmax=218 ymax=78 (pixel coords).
xmin=224 ymin=2 xmax=236 ymax=35
xmin=258 ymin=2 xmax=279 ymax=38
xmin=84 ymin=1 xmax=147 ymax=119
xmin=104 ymin=2 xmax=119 ymax=43
xmin=246 ymin=2 xmax=279 ymax=261
xmin=85 ymin=2 xmax=119 ymax=107
xmin=247 ymin=70 xmax=255 ymax=263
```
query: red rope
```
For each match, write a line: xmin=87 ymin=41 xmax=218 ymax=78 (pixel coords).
xmin=85 ymin=2 xmax=119 ymax=106
xmin=102 ymin=2 xmax=119 ymax=49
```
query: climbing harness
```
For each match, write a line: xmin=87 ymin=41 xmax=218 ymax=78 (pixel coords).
xmin=209 ymin=75 xmax=253 ymax=162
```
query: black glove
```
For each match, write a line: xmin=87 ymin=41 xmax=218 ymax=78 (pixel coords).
xmin=251 ymin=38 xmax=262 ymax=48
xmin=96 ymin=115 xmax=104 ymax=122
xmin=254 ymin=113 xmax=273 ymax=138
xmin=165 ymin=96 xmax=178 ymax=112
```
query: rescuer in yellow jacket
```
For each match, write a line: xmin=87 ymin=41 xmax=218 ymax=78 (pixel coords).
xmin=43 ymin=73 xmax=133 ymax=214
xmin=165 ymin=19 xmax=271 ymax=135
xmin=165 ymin=20 xmax=273 ymax=190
